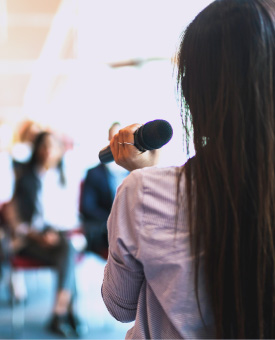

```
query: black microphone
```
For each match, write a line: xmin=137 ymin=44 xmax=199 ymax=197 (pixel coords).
xmin=98 ymin=119 xmax=173 ymax=164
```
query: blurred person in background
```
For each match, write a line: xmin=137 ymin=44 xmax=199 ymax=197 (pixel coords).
xmin=11 ymin=119 xmax=42 ymax=179
xmin=3 ymin=130 xmax=83 ymax=337
xmin=79 ymin=122 xmax=128 ymax=259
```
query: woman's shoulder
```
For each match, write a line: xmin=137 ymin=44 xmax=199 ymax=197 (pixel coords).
xmin=121 ymin=165 xmax=184 ymax=194
xmin=132 ymin=165 xmax=182 ymax=179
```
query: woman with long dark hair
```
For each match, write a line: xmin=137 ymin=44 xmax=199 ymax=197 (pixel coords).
xmin=102 ymin=0 xmax=275 ymax=338
xmin=4 ymin=131 xmax=80 ymax=337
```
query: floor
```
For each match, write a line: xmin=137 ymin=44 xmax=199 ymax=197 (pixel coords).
xmin=0 ymin=253 xmax=133 ymax=339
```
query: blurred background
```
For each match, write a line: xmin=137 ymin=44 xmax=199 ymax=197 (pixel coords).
xmin=0 ymin=0 xmax=215 ymax=167
xmin=0 ymin=1 xmax=213 ymax=339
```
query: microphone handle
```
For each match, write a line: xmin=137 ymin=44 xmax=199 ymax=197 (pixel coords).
xmin=99 ymin=145 xmax=114 ymax=163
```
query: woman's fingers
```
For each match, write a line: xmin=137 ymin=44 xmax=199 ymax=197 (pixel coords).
xmin=110 ymin=123 xmax=160 ymax=171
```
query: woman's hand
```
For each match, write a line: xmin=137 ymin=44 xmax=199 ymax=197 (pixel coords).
xmin=27 ymin=229 xmax=60 ymax=247
xmin=110 ymin=123 xmax=160 ymax=171
xmin=42 ymin=229 xmax=60 ymax=246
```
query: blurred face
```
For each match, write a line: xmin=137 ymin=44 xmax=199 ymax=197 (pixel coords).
xmin=37 ymin=134 xmax=62 ymax=169
xmin=26 ymin=124 xmax=42 ymax=143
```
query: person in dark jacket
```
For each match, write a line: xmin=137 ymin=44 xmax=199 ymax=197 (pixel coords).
xmin=80 ymin=122 xmax=128 ymax=258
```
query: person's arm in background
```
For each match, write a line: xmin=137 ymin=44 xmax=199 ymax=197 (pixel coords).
xmin=4 ymin=173 xmax=60 ymax=248
xmin=13 ymin=173 xmax=38 ymax=224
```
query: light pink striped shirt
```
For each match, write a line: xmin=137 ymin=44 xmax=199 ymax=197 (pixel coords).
xmin=102 ymin=166 xmax=215 ymax=339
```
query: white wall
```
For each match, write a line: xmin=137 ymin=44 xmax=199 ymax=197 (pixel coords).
xmin=23 ymin=0 xmax=213 ymax=168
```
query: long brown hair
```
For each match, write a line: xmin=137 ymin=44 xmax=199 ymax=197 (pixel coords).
xmin=177 ymin=0 xmax=275 ymax=338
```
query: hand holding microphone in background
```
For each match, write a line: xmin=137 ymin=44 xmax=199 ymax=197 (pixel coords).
xmin=98 ymin=119 xmax=173 ymax=172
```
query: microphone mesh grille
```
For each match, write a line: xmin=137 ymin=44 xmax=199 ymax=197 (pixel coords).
xmin=141 ymin=120 xmax=173 ymax=150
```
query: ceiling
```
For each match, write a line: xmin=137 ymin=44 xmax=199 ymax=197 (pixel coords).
xmin=0 ymin=0 xmax=76 ymax=124
xmin=0 ymin=0 xmax=213 ymax=159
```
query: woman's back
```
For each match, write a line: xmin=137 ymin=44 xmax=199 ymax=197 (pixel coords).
xmin=103 ymin=166 xmax=215 ymax=339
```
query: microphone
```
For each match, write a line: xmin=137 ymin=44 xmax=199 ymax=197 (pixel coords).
xmin=99 ymin=119 xmax=173 ymax=164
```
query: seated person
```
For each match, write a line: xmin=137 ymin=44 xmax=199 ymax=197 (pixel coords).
xmin=79 ymin=122 xmax=128 ymax=258
xmin=3 ymin=130 xmax=82 ymax=337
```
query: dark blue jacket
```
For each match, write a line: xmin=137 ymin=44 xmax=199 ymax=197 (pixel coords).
xmin=79 ymin=163 xmax=114 ymax=224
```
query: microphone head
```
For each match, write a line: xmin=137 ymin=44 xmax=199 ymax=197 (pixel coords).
xmin=136 ymin=119 xmax=173 ymax=150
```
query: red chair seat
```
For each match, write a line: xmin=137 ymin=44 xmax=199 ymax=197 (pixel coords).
xmin=11 ymin=256 xmax=50 ymax=269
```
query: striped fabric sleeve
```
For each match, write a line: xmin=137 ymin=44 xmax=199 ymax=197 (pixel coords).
xmin=101 ymin=170 xmax=144 ymax=322
xmin=102 ymin=251 xmax=144 ymax=322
